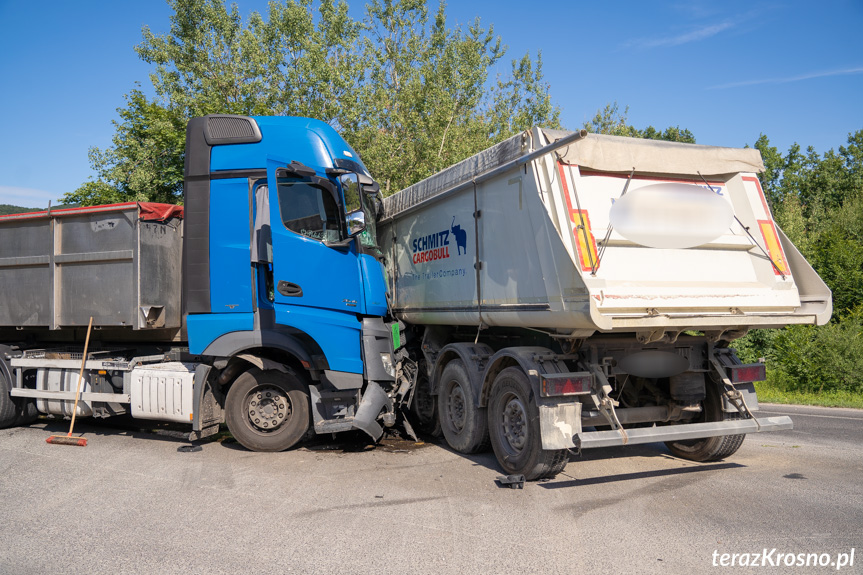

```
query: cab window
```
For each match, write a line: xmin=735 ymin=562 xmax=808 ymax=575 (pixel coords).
xmin=276 ymin=176 xmax=341 ymax=243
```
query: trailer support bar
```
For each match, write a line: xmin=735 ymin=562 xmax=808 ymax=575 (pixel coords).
xmin=576 ymin=415 xmax=792 ymax=449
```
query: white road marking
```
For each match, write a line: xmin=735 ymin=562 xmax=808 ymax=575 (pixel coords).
xmin=760 ymin=410 xmax=863 ymax=421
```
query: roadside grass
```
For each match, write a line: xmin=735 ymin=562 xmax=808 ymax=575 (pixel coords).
xmin=756 ymin=380 xmax=863 ymax=409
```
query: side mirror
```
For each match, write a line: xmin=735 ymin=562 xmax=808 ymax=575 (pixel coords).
xmin=347 ymin=209 xmax=366 ymax=236
xmin=325 ymin=209 xmax=365 ymax=249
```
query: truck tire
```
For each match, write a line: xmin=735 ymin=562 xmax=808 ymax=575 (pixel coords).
xmin=0 ymin=369 xmax=17 ymax=429
xmin=665 ymin=381 xmax=745 ymax=462
xmin=225 ymin=367 xmax=310 ymax=452
xmin=438 ymin=359 xmax=489 ymax=453
xmin=0 ymin=345 xmax=38 ymax=428
xmin=488 ymin=367 xmax=569 ymax=481
xmin=409 ymin=362 xmax=442 ymax=437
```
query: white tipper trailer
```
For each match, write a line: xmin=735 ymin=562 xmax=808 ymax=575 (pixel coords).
xmin=380 ymin=127 xmax=832 ymax=480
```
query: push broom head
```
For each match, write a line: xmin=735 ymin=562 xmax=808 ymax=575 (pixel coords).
xmin=46 ymin=316 xmax=94 ymax=448
xmin=46 ymin=434 xmax=88 ymax=447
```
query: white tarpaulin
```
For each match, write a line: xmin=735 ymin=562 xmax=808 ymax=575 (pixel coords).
xmin=541 ymin=129 xmax=765 ymax=177
xmin=382 ymin=128 xmax=765 ymax=220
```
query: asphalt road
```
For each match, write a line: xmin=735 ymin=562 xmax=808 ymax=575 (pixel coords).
xmin=1 ymin=404 xmax=861 ymax=574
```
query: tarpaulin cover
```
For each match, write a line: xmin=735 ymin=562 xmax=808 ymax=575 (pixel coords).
xmin=381 ymin=127 xmax=766 ymax=220
xmin=382 ymin=131 xmax=527 ymax=219
xmin=138 ymin=203 xmax=184 ymax=221
xmin=541 ymin=129 xmax=765 ymax=177
xmin=0 ymin=202 xmax=184 ymax=222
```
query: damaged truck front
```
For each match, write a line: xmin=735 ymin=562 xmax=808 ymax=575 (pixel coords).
xmin=0 ymin=115 xmax=402 ymax=452
xmin=380 ymin=127 xmax=832 ymax=480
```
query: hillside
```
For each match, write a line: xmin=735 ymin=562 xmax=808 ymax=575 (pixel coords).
xmin=0 ymin=204 xmax=41 ymax=216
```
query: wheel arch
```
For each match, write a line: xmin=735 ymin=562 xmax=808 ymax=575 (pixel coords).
xmin=479 ymin=346 xmax=568 ymax=407
xmin=203 ymin=329 xmax=323 ymax=373
xmin=197 ymin=330 xmax=319 ymax=426
xmin=431 ymin=342 xmax=494 ymax=402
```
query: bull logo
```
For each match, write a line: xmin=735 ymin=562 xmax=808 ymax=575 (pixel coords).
xmin=451 ymin=216 xmax=467 ymax=256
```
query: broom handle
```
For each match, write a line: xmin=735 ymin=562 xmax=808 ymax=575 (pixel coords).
xmin=67 ymin=317 xmax=93 ymax=436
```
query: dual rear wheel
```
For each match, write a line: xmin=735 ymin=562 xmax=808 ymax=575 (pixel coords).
xmin=487 ymin=367 xmax=569 ymax=481
xmin=437 ymin=361 xmax=568 ymax=480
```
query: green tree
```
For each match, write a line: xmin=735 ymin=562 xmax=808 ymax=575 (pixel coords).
xmin=68 ymin=0 xmax=560 ymax=203
xmin=66 ymin=90 xmax=186 ymax=205
xmin=753 ymin=134 xmax=783 ymax=207
xmin=0 ymin=205 xmax=41 ymax=216
xmin=738 ymin=128 xmax=863 ymax=398
xmin=347 ymin=0 xmax=559 ymax=192
xmin=583 ymin=101 xmax=695 ymax=143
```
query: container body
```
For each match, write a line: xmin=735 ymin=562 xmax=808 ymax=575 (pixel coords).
xmin=381 ymin=128 xmax=831 ymax=335
xmin=0 ymin=203 xmax=183 ymax=334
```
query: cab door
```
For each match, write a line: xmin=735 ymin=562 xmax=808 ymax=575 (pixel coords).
xmin=266 ymin=160 xmax=362 ymax=313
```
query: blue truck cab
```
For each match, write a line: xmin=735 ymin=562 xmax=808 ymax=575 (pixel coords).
xmin=183 ymin=114 xmax=395 ymax=450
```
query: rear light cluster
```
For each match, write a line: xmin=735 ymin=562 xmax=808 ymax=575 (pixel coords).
xmin=729 ymin=363 xmax=767 ymax=383
xmin=540 ymin=372 xmax=594 ymax=397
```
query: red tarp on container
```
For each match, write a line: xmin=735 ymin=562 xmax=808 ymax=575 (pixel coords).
xmin=138 ymin=203 xmax=184 ymax=221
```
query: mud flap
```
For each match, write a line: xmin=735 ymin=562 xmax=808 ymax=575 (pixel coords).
xmin=539 ymin=402 xmax=581 ymax=450
xmin=353 ymin=381 xmax=392 ymax=441
xmin=190 ymin=365 xmax=222 ymax=441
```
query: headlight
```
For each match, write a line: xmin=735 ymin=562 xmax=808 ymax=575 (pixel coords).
xmin=380 ymin=353 xmax=396 ymax=377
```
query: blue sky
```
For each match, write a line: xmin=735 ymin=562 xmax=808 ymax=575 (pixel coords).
xmin=1 ymin=0 xmax=861 ymax=208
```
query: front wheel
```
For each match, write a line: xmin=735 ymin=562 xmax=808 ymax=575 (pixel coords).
xmin=488 ymin=367 xmax=568 ymax=481
xmin=225 ymin=368 xmax=310 ymax=452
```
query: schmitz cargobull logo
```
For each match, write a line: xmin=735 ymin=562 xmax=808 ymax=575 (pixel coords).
xmin=411 ymin=216 xmax=468 ymax=264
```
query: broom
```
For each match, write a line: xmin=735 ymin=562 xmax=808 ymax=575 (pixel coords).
xmin=47 ymin=316 xmax=93 ymax=446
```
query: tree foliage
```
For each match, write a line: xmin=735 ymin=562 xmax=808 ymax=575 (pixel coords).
xmin=67 ymin=0 xmax=560 ymax=203
xmin=754 ymin=130 xmax=863 ymax=319
xmin=736 ymin=129 xmax=863 ymax=395
xmin=64 ymin=90 xmax=186 ymax=205
xmin=350 ymin=0 xmax=559 ymax=192
xmin=583 ymin=101 xmax=695 ymax=143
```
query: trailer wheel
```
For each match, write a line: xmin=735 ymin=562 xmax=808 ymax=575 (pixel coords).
xmin=665 ymin=381 xmax=745 ymax=462
xmin=225 ymin=368 xmax=310 ymax=452
xmin=438 ymin=359 xmax=489 ymax=453
xmin=409 ymin=362 xmax=442 ymax=437
xmin=488 ymin=367 xmax=569 ymax=481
